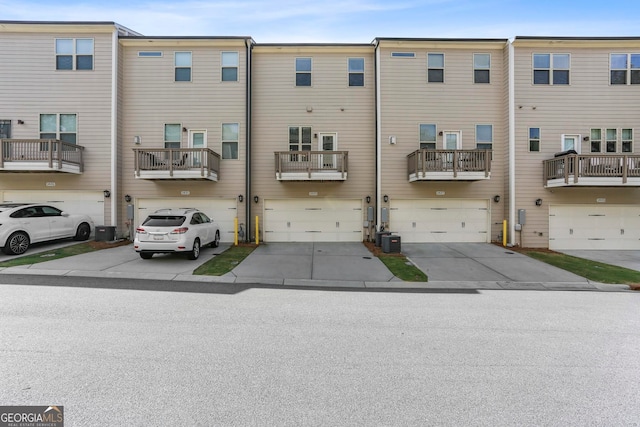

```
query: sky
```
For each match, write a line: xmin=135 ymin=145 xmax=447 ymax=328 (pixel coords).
xmin=2 ymin=0 xmax=640 ymax=43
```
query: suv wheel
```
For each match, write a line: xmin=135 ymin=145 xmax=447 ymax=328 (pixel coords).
xmin=211 ymin=231 xmax=220 ymax=248
xmin=140 ymin=252 xmax=153 ymax=259
xmin=187 ymin=238 xmax=200 ymax=260
xmin=2 ymin=231 xmax=30 ymax=255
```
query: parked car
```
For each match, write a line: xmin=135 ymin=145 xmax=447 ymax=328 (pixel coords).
xmin=134 ymin=208 xmax=220 ymax=260
xmin=0 ymin=203 xmax=94 ymax=255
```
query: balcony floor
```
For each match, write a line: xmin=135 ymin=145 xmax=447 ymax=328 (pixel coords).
xmin=276 ymin=171 xmax=347 ymax=181
xmin=135 ymin=170 xmax=218 ymax=181
xmin=1 ymin=161 xmax=82 ymax=174
xmin=409 ymin=171 xmax=490 ymax=182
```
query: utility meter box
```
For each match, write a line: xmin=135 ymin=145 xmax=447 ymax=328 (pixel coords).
xmin=518 ymin=209 xmax=526 ymax=225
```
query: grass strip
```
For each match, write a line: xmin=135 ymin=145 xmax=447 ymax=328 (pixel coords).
xmin=0 ymin=243 xmax=99 ymax=267
xmin=193 ymin=245 xmax=257 ymax=276
xmin=378 ymin=255 xmax=428 ymax=282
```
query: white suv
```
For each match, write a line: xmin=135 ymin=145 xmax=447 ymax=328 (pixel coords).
xmin=134 ymin=208 xmax=220 ymax=260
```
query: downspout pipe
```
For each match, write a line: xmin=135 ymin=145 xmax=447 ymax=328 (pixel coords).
xmin=245 ymin=38 xmax=253 ymax=243
xmin=111 ymin=28 xmax=118 ymax=228
xmin=374 ymin=39 xmax=382 ymax=232
xmin=508 ymin=39 xmax=516 ymax=246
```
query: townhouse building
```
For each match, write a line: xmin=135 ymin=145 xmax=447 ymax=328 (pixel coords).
xmin=2 ymin=21 xmax=639 ymax=250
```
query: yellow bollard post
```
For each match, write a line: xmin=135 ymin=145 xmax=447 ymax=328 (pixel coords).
xmin=255 ymin=215 xmax=259 ymax=245
xmin=503 ymin=220 xmax=507 ymax=247
xmin=234 ymin=217 xmax=238 ymax=246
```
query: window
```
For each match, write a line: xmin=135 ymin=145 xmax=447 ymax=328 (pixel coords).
xmin=175 ymin=52 xmax=192 ymax=82
xmin=56 ymin=38 xmax=93 ymax=70
xmin=164 ymin=124 xmax=181 ymax=149
xmin=474 ymin=53 xmax=490 ymax=84
xmin=348 ymin=58 xmax=365 ymax=87
xmin=138 ymin=51 xmax=163 ymax=57
xmin=0 ymin=120 xmax=10 ymax=138
xmin=610 ymin=54 xmax=640 ymax=85
xmin=606 ymin=128 xmax=617 ymax=152
xmin=296 ymin=58 xmax=312 ymax=86
xmin=476 ymin=124 xmax=493 ymax=150
xmin=419 ymin=124 xmax=437 ymax=149
xmin=529 ymin=128 xmax=540 ymax=152
xmin=622 ymin=128 xmax=633 ymax=152
xmin=39 ymin=114 xmax=77 ymax=144
xmin=533 ymin=53 xmax=570 ymax=85
xmin=289 ymin=126 xmax=312 ymax=152
xmin=391 ymin=52 xmax=415 ymax=58
xmin=222 ymin=52 xmax=239 ymax=82
xmin=562 ymin=135 xmax=579 ymax=152
xmin=222 ymin=123 xmax=239 ymax=159
xmin=427 ymin=53 xmax=444 ymax=83
xmin=591 ymin=129 xmax=602 ymax=152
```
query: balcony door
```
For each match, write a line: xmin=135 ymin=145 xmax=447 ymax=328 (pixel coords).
xmin=319 ymin=132 xmax=337 ymax=169
xmin=443 ymin=131 xmax=461 ymax=168
xmin=189 ymin=130 xmax=207 ymax=166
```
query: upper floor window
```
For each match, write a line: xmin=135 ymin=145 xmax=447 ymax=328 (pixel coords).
xmin=138 ymin=51 xmax=163 ymax=57
xmin=474 ymin=53 xmax=490 ymax=84
xmin=476 ymin=124 xmax=493 ymax=150
xmin=419 ymin=124 xmax=437 ymax=149
xmin=427 ymin=53 xmax=444 ymax=83
xmin=56 ymin=38 xmax=93 ymax=70
xmin=593 ymin=128 xmax=634 ymax=152
xmin=606 ymin=128 xmax=617 ymax=152
xmin=348 ymin=58 xmax=365 ymax=87
xmin=40 ymin=114 xmax=77 ymax=144
xmin=0 ymin=120 xmax=10 ymax=138
xmin=590 ymin=129 xmax=602 ymax=152
xmin=622 ymin=128 xmax=633 ymax=152
xmin=222 ymin=123 xmax=239 ymax=159
xmin=164 ymin=124 xmax=181 ymax=148
xmin=296 ymin=58 xmax=312 ymax=87
xmin=175 ymin=52 xmax=192 ymax=82
xmin=610 ymin=54 xmax=640 ymax=85
xmin=222 ymin=52 xmax=239 ymax=82
xmin=289 ymin=126 xmax=312 ymax=151
xmin=529 ymin=127 xmax=540 ymax=152
xmin=391 ymin=52 xmax=415 ymax=58
xmin=533 ymin=53 xmax=570 ymax=85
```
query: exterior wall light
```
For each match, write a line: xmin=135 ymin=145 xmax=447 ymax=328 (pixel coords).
xmin=383 ymin=195 xmax=389 ymax=203
xmin=253 ymin=195 xmax=259 ymax=203
xmin=124 ymin=194 xmax=132 ymax=203
xmin=103 ymin=190 xmax=111 ymax=198
xmin=493 ymin=195 xmax=500 ymax=203
xmin=366 ymin=195 xmax=371 ymax=204
xmin=238 ymin=195 xmax=244 ymax=203
xmin=535 ymin=198 xmax=543 ymax=206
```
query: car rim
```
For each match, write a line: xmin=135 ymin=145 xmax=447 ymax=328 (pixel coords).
xmin=80 ymin=224 xmax=89 ymax=238
xmin=10 ymin=234 xmax=29 ymax=254
xmin=215 ymin=233 xmax=219 ymax=246
xmin=194 ymin=241 xmax=200 ymax=257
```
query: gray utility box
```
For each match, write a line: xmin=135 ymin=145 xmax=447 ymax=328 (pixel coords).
xmin=382 ymin=234 xmax=401 ymax=254
xmin=95 ymin=226 xmax=116 ymax=242
xmin=375 ymin=231 xmax=391 ymax=247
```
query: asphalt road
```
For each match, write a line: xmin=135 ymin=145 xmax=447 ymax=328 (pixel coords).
xmin=1 ymin=276 xmax=639 ymax=426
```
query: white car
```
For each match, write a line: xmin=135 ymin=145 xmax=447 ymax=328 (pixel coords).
xmin=134 ymin=208 xmax=220 ymax=260
xmin=0 ymin=203 xmax=94 ymax=255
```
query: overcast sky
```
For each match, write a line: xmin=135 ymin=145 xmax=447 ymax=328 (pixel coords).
xmin=2 ymin=0 xmax=640 ymax=42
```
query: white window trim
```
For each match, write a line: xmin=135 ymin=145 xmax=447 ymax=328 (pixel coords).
xmin=532 ymin=53 xmax=571 ymax=85
xmin=174 ymin=51 xmax=193 ymax=82
xmin=419 ymin=123 xmax=437 ymax=149
xmin=55 ymin=38 xmax=94 ymax=71
xmin=528 ymin=127 xmax=541 ymax=152
xmin=427 ymin=52 xmax=445 ymax=83
xmin=221 ymin=51 xmax=239 ymax=82
xmin=610 ymin=53 xmax=640 ymax=85
xmin=222 ymin=123 xmax=240 ymax=160
xmin=442 ymin=130 xmax=461 ymax=150
xmin=164 ymin=123 xmax=182 ymax=148
xmin=295 ymin=57 xmax=312 ymax=87
xmin=473 ymin=53 xmax=491 ymax=84
xmin=348 ymin=57 xmax=365 ymax=87
xmin=39 ymin=113 xmax=79 ymax=142
xmin=391 ymin=52 xmax=416 ymax=58
xmin=138 ymin=51 xmax=163 ymax=57
xmin=561 ymin=134 xmax=581 ymax=153
xmin=475 ymin=124 xmax=493 ymax=149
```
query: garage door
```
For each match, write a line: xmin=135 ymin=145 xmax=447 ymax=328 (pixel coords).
xmin=549 ymin=205 xmax=640 ymax=250
xmin=138 ymin=198 xmax=238 ymax=243
xmin=264 ymin=199 xmax=363 ymax=242
xmin=2 ymin=190 xmax=104 ymax=225
xmin=389 ymin=199 xmax=490 ymax=243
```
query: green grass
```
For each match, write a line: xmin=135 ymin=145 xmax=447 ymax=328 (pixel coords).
xmin=378 ymin=254 xmax=428 ymax=282
xmin=0 ymin=242 xmax=101 ymax=267
xmin=524 ymin=250 xmax=640 ymax=284
xmin=193 ymin=245 xmax=257 ymax=276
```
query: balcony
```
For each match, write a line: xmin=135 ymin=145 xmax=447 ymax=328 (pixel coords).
xmin=543 ymin=153 xmax=640 ymax=187
xmin=275 ymin=151 xmax=348 ymax=181
xmin=0 ymin=139 xmax=84 ymax=173
xmin=133 ymin=148 xmax=220 ymax=181
xmin=408 ymin=149 xmax=491 ymax=182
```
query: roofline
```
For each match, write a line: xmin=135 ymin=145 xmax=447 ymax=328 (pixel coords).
xmin=254 ymin=42 xmax=373 ymax=48
xmin=0 ymin=20 xmax=142 ymax=36
xmin=120 ymin=35 xmax=254 ymax=41
xmin=374 ymin=37 xmax=509 ymax=43
xmin=515 ymin=36 xmax=640 ymax=41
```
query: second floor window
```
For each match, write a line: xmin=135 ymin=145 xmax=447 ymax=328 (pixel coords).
xmin=56 ymin=38 xmax=93 ymax=70
xmin=476 ymin=124 xmax=493 ymax=150
xmin=419 ymin=124 xmax=437 ymax=149
xmin=222 ymin=52 xmax=239 ymax=82
xmin=610 ymin=54 xmax=640 ymax=85
xmin=533 ymin=53 xmax=570 ymax=85
xmin=474 ymin=53 xmax=490 ymax=84
xmin=40 ymin=114 xmax=77 ymax=144
xmin=164 ymin=124 xmax=181 ymax=148
xmin=175 ymin=52 xmax=192 ymax=82
xmin=529 ymin=128 xmax=540 ymax=152
xmin=591 ymin=129 xmax=602 ymax=152
xmin=594 ymin=128 xmax=634 ymax=152
xmin=427 ymin=53 xmax=444 ymax=83
xmin=289 ymin=126 xmax=312 ymax=151
xmin=296 ymin=58 xmax=312 ymax=86
xmin=348 ymin=58 xmax=365 ymax=86
xmin=222 ymin=123 xmax=239 ymax=159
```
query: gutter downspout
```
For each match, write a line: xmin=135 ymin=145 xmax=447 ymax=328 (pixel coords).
xmin=111 ymin=28 xmax=118 ymax=228
xmin=245 ymin=38 xmax=252 ymax=243
xmin=508 ymin=39 xmax=516 ymax=246
xmin=374 ymin=39 xmax=382 ymax=232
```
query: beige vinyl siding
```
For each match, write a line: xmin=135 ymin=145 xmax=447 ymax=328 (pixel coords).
xmin=512 ymin=40 xmax=640 ymax=247
xmin=251 ymin=45 xmax=376 ymax=241
xmin=378 ymin=41 xmax=507 ymax=242
xmin=0 ymin=26 xmax=116 ymax=226
xmin=119 ymin=40 xmax=249 ymax=223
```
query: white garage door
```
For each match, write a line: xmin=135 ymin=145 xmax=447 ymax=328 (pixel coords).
xmin=264 ymin=199 xmax=363 ymax=242
xmin=138 ymin=198 xmax=238 ymax=243
xmin=389 ymin=199 xmax=490 ymax=243
xmin=549 ymin=205 xmax=640 ymax=250
xmin=2 ymin=190 xmax=104 ymax=225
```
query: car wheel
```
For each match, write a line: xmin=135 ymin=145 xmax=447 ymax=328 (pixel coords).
xmin=2 ymin=231 xmax=30 ymax=255
xmin=211 ymin=231 xmax=220 ymax=248
xmin=187 ymin=238 xmax=200 ymax=260
xmin=140 ymin=252 xmax=153 ymax=259
xmin=74 ymin=222 xmax=91 ymax=241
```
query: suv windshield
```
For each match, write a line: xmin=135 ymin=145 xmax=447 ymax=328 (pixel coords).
xmin=143 ymin=216 xmax=186 ymax=227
